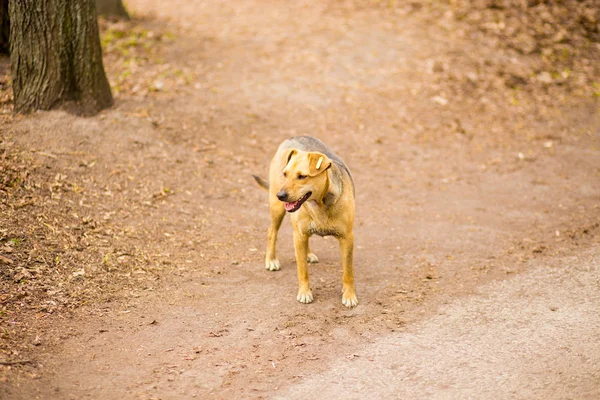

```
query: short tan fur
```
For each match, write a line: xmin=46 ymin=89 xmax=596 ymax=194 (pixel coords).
xmin=253 ymin=136 xmax=358 ymax=307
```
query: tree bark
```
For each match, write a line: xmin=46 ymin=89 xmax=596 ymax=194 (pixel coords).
xmin=0 ymin=0 xmax=8 ymax=54
xmin=96 ymin=0 xmax=130 ymax=20
xmin=9 ymin=0 xmax=113 ymax=115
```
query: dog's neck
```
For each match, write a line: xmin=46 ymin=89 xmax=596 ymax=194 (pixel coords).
xmin=303 ymin=165 xmax=344 ymax=221
xmin=322 ymin=164 xmax=343 ymax=208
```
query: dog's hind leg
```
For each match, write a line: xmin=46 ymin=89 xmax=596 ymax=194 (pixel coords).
xmin=265 ymin=194 xmax=285 ymax=271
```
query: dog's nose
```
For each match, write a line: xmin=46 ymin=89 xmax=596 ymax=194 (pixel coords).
xmin=276 ymin=190 xmax=288 ymax=201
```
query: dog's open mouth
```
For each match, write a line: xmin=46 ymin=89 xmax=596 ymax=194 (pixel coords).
xmin=284 ymin=192 xmax=312 ymax=213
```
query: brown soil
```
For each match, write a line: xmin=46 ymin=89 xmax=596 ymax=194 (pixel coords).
xmin=1 ymin=0 xmax=599 ymax=398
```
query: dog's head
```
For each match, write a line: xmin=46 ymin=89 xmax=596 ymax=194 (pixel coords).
xmin=276 ymin=149 xmax=332 ymax=212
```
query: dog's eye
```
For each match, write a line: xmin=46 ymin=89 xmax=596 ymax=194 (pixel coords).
xmin=283 ymin=171 xmax=287 ymax=178
xmin=297 ymin=174 xmax=307 ymax=180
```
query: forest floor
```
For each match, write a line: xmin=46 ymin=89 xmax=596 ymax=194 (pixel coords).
xmin=1 ymin=0 xmax=599 ymax=398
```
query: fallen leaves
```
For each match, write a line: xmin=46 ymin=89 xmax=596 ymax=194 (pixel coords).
xmin=0 ymin=142 xmax=164 ymax=367
xmin=12 ymin=268 xmax=30 ymax=283
xmin=208 ymin=329 xmax=230 ymax=338
xmin=0 ymin=359 xmax=34 ymax=366
xmin=449 ymin=0 xmax=599 ymax=94
xmin=0 ymin=254 xmax=13 ymax=265
xmin=99 ymin=17 xmax=194 ymax=99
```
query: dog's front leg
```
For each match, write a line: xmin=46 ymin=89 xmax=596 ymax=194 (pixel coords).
xmin=339 ymin=232 xmax=358 ymax=307
xmin=265 ymin=197 xmax=285 ymax=271
xmin=293 ymin=230 xmax=313 ymax=304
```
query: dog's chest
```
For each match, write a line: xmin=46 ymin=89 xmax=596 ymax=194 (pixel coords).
xmin=300 ymin=201 xmax=341 ymax=237
xmin=307 ymin=222 xmax=340 ymax=237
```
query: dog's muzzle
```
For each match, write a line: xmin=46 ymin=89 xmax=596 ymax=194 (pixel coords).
xmin=282 ymin=192 xmax=312 ymax=213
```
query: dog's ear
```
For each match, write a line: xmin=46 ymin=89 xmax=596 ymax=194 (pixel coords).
xmin=282 ymin=149 xmax=297 ymax=167
xmin=307 ymin=152 xmax=332 ymax=176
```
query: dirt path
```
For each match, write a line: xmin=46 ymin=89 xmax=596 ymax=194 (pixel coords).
xmin=278 ymin=248 xmax=600 ymax=399
xmin=2 ymin=1 xmax=599 ymax=399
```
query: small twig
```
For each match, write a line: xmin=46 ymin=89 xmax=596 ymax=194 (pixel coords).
xmin=15 ymin=200 xmax=35 ymax=209
xmin=0 ymin=359 xmax=34 ymax=366
xmin=41 ymin=222 xmax=56 ymax=233
xmin=34 ymin=151 xmax=58 ymax=159
xmin=194 ymin=146 xmax=217 ymax=153
xmin=56 ymin=151 xmax=87 ymax=156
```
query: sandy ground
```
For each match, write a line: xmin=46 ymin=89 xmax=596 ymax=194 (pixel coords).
xmin=1 ymin=0 xmax=599 ymax=399
xmin=278 ymin=248 xmax=600 ymax=399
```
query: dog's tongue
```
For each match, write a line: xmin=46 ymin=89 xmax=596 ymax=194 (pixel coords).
xmin=284 ymin=200 xmax=299 ymax=211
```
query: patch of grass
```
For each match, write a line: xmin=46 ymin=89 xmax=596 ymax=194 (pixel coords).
xmin=97 ymin=17 xmax=192 ymax=97
xmin=593 ymin=82 xmax=600 ymax=97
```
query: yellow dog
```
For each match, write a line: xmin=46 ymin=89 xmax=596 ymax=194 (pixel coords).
xmin=253 ymin=136 xmax=358 ymax=307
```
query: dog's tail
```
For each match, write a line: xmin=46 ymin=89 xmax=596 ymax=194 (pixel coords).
xmin=252 ymin=175 xmax=269 ymax=190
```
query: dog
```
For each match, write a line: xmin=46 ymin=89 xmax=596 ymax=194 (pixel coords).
xmin=253 ymin=136 xmax=358 ymax=307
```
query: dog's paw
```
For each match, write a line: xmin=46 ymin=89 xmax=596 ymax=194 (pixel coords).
xmin=342 ymin=287 xmax=358 ymax=308
xmin=307 ymin=253 xmax=319 ymax=264
xmin=265 ymin=258 xmax=281 ymax=271
xmin=297 ymin=288 xmax=314 ymax=304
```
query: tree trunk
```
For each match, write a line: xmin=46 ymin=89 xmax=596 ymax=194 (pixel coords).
xmin=96 ymin=0 xmax=130 ymax=19
xmin=0 ymin=0 xmax=8 ymax=54
xmin=9 ymin=0 xmax=113 ymax=115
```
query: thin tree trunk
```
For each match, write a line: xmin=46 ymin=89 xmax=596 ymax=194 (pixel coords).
xmin=9 ymin=0 xmax=113 ymax=115
xmin=96 ymin=0 xmax=130 ymax=20
xmin=0 ymin=0 xmax=8 ymax=54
